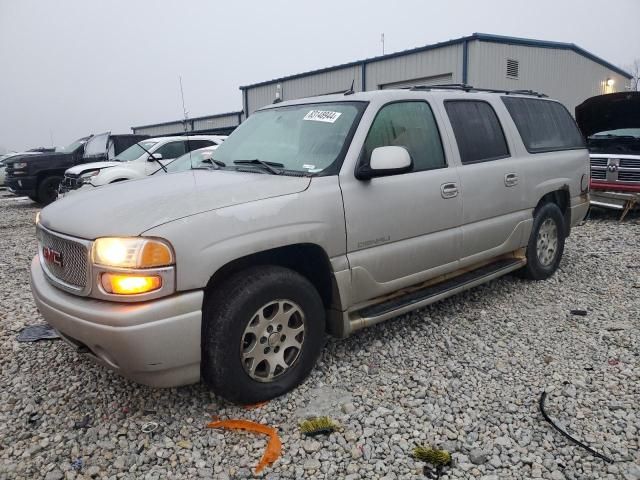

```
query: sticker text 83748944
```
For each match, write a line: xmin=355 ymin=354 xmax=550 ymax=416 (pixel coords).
xmin=303 ymin=110 xmax=342 ymax=123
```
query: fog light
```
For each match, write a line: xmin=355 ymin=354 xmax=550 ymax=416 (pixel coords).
xmin=101 ymin=273 xmax=162 ymax=295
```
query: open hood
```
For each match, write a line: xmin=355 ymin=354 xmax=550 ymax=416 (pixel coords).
xmin=575 ymin=92 xmax=640 ymax=138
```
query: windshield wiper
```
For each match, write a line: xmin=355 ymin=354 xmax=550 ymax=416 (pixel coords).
xmin=233 ymin=159 xmax=283 ymax=175
xmin=591 ymin=134 xmax=639 ymax=140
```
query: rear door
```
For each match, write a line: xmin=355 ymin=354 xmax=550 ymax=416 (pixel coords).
xmin=442 ymin=99 xmax=527 ymax=264
xmin=340 ymin=100 xmax=463 ymax=306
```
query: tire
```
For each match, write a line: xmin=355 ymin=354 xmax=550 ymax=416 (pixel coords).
xmin=201 ymin=265 xmax=325 ymax=404
xmin=517 ymin=202 xmax=566 ymax=280
xmin=36 ymin=176 xmax=62 ymax=205
xmin=28 ymin=195 xmax=39 ymax=202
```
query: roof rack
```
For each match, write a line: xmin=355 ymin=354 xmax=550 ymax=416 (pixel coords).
xmin=407 ymin=83 xmax=547 ymax=97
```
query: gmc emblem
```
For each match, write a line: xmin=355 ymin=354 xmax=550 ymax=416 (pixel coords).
xmin=42 ymin=246 xmax=63 ymax=267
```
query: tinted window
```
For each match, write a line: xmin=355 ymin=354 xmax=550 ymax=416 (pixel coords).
xmin=186 ymin=139 xmax=215 ymax=151
xmin=362 ymin=101 xmax=446 ymax=172
xmin=444 ymin=101 xmax=509 ymax=164
xmin=156 ymin=141 xmax=186 ymax=160
xmin=502 ymin=97 xmax=584 ymax=153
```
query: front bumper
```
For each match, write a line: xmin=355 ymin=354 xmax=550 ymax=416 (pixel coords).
xmin=6 ymin=175 xmax=37 ymax=196
xmin=30 ymin=256 xmax=203 ymax=387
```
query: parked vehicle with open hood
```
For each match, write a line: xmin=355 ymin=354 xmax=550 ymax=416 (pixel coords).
xmin=31 ymin=87 xmax=589 ymax=403
xmin=5 ymin=133 xmax=147 ymax=205
xmin=576 ymin=92 xmax=640 ymax=215
xmin=59 ymin=135 xmax=226 ymax=196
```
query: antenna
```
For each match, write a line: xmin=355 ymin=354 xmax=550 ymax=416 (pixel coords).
xmin=381 ymin=33 xmax=385 ymax=55
xmin=344 ymin=78 xmax=355 ymax=96
xmin=178 ymin=75 xmax=189 ymax=132
xmin=49 ymin=129 xmax=54 ymax=147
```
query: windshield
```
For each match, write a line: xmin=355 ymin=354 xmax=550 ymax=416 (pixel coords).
xmin=55 ymin=138 xmax=86 ymax=153
xmin=213 ymin=102 xmax=366 ymax=174
xmin=114 ymin=140 xmax=158 ymax=161
xmin=591 ymin=128 xmax=640 ymax=138
xmin=162 ymin=148 xmax=217 ymax=174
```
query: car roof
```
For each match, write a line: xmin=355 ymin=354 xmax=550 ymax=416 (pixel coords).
xmin=257 ymin=88 xmax=555 ymax=112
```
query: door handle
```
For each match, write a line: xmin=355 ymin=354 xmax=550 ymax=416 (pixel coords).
xmin=440 ymin=182 xmax=458 ymax=199
xmin=504 ymin=173 xmax=519 ymax=187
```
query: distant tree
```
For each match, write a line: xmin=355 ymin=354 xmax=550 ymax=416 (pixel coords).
xmin=626 ymin=59 xmax=640 ymax=91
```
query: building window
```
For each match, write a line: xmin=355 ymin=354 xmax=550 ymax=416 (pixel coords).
xmin=506 ymin=58 xmax=519 ymax=79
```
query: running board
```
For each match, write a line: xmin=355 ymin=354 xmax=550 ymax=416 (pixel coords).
xmin=349 ymin=257 xmax=526 ymax=333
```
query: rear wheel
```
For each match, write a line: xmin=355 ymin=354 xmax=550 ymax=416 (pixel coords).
xmin=36 ymin=176 xmax=62 ymax=205
xmin=201 ymin=265 xmax=325 ymax=404
xmin=518 ymin=202 xmax=565 ymax=280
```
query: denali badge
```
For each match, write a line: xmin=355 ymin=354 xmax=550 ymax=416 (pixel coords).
xmin=42 ymin=246 xmax=63 ymax=267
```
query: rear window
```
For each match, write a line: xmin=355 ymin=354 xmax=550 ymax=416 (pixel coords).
xmin=444 ymin=100 xmax=510 ymax=164
xmin=502 ymin=97 xmax=585 ymax=153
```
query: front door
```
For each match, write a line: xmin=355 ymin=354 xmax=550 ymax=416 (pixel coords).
xmin=340 ymin=100 xmax=463 ymax=306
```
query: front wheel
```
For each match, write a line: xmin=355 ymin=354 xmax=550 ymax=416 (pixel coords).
xmin=201 ymin=266 xmax=325 ymax=404
xmin=518 ymin=202 xmax=565 ymax=280
xmin=36 ymin=176 xmax=62 ymax=205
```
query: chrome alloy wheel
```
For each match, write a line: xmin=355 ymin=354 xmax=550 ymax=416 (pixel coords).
xmin=536 ymin=218 xmax=558 ymax=266
xmin=240 ymin=300 xmax=305 ymax=382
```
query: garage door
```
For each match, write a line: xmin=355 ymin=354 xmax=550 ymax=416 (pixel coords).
xmin=380 ymin=73 xmax=453 ymax=90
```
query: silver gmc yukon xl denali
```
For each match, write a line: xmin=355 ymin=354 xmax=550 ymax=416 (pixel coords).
xmin=31 ymin=88 xmax=590 ymax=403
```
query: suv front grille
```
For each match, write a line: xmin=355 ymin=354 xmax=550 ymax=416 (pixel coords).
xmin=59 ymin=174 xmax=81 ymax=193
xmin=36 ymin=226 xmax=90 ymax=292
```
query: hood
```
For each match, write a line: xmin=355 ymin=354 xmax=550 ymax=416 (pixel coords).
xmin=575 ymin=92 xmax=640 ymax=137
xmin=66 ymin=161 xmax=120 ymax=175
xmin=6 ymin=151 xmax=68 ymax=165
xmin=40 ymin=170 xmax=311 ymax=238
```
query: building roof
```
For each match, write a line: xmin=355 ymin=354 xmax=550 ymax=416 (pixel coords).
xmin=239 ymin=32 xmax=632 ymax=90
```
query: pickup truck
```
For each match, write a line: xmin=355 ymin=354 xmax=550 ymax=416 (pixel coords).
xmin=576 ymin=92 xmax=640 ymax=217
xmin=5 ymin=133 xmax=147 ymax=205
xmin=31 ymin=87 xmax=589 ymax=403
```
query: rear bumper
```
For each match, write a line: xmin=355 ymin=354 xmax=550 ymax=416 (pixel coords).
xmin=30 ymin=256 xmax=203 ymax=387
xmin=569 ymin=195 xmax=590 ymax=227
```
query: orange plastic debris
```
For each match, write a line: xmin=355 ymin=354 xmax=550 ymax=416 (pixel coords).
xmin=243 ymin=401 xmax=269 ymax=410
xmin=207 ymin=418 xmax=281 ymax=473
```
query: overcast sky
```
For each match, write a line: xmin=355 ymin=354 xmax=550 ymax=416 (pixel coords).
xmin=1 ymin=0 xmax=639 ymax=152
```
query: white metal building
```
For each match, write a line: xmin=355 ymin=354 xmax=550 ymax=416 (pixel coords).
xmin=132 ymin=33 xmax=631 ymax=136
xmin=131 ymin=111 xmax=242 ymax=137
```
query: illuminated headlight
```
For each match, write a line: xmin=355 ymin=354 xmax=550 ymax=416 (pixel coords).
xmin=100 ymin=273 xmax=162 ymax=295
xmin=92 ymin=237 xmax=174 ymax=269
xmin=12 ymin=162 xmax=27 ymax=169
xmin=80 ymin=170 xmax=100 ymax=184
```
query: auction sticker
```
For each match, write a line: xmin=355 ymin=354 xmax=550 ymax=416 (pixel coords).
xmin=303 ymin=110 xmax=342 ymax=123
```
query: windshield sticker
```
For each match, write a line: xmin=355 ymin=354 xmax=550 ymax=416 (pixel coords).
xmin=303 ymin=110 xmax=342 ymax=123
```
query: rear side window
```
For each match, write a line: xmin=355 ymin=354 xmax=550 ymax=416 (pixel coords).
xmin=501 ymin=97 xmax=585 ymax=153
xmin=362 ymin=101 xmax=446 ymax=172
xmin=187 ymin=140 xmax=215 ymax=151
xmin=444 ymin=101 xmax=509 ymax=164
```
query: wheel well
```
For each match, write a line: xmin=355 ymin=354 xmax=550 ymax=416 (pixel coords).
xmin=36 ymin=170 xmax=64 ymax=185
xmin=534 ymin=188 xmax=571 ymax=235
xmin=205 ymin=244 xmax=334 ymax=309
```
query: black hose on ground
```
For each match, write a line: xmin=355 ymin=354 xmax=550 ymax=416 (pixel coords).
xmin=539 ymin=391 xmax=614 ymax=464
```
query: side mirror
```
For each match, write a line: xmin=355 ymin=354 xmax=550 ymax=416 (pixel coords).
xmin=147 ymin=153 xmax=162 ymax=162
xmin=356 ymin=146 xmax=412 ymax=180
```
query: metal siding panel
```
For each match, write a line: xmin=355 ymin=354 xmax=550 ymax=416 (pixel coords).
xmin=133 ymin=122 xmax=187 ymax=136
xmin=364 ymin=44 xmax=463 ymax=90
xmin=467 ymin=41 xmax=630 ymax=114
xmin=246 ymin=66 xmax=361 ymax=115
xmin=192 ymin=114 xmax=240 ymax=130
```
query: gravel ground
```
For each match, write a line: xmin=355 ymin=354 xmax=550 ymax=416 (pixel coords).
xmin=0 ymin=195 xmax=638 ymax=480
